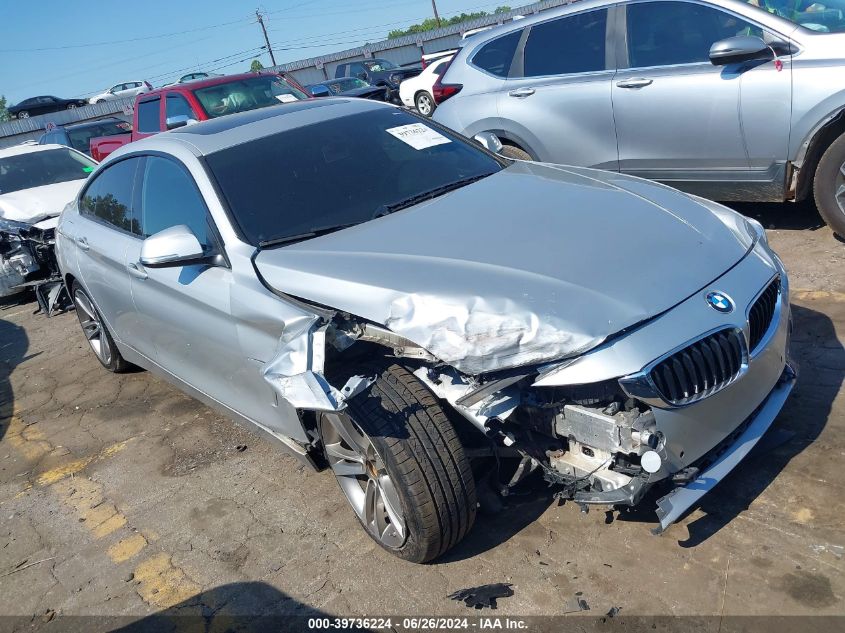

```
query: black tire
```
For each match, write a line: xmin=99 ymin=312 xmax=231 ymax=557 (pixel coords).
xmin=813 ymin=132 xmax=845 ymax=237
xmin=17 ymin=111 xmax=29 ymax=119
xmin=324 ymin=363 xmax=476 ymax=563
xmin=71 ymin=281 xmax=133 ymax=373
xmin=414 ymin=91 xmax=436 ymax=117
xmin=499 ymin=144 xmax=532 ymax=161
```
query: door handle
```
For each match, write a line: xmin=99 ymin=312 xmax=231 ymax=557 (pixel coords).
xmin=127 ymin=262 xmax=148 ymax=280
xmin=616 ymin=78 xmax=653 ymax=89
xmin=76 ymin=236 xmax=89 ymax=251
xmin=508 ymin=87 xmax=535 ymax=98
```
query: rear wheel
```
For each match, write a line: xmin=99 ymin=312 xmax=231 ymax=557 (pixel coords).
xmin=415 ymin=92 xmax=435 ymax=117
xmin=320 ymin=363 xmax=476 ymax=563
xmin=71 ymin=282 xmax=133 ymax=373
xmin=813 ymin=132 xmax=845 ymax=237
xmin=499 ymin=144 xmax=532 ymax=161
xmin=66 ymin=104 xmax=77 ymax=110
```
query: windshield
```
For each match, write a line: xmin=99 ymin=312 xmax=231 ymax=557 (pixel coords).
xmin=205 ymin=108 xmax=503 ymax=245
xmin=364 ymin=59 xmax=397 ymax=72
xmin=747 ymin=0 xmax=845 ymax=32
xmin=67 ymin=121 xmax=131 ymax=154
xmin=0 ymin=148 xmax=95 ymax=195
xmin=192 ymin=75 xmax=308 ymax=118
xmin=329 ymin=78 xmax=369 ymax=93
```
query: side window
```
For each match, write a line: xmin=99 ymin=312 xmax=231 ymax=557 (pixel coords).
xmin=627 ymin=1 xmax=762 ymax=68
xmin=472 ymin=30 xmax=521 ymax=77
xmin=137 ymin=98 xmax=161 ymax=133
xmin=140 ymin=156 xmax=210 ymax=247
xmin=80 ymin=158 xmax=140 ymax=233
xmin=165 ymin=94 xmax=197 ymax=120
xmin=523 ymin=9 xmax=608 ymax=77
xmin=350 ymin=62 xmax=366 ymax=77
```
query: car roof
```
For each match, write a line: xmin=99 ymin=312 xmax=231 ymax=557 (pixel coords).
xmin=0 ymin=143 xmax=69 ymax=159
xmin=140 ymin=72 xmax=284 ymax=99
xmin=57 ymin=117 xmax=125 ymax=131
xmin=118 ymin=98 xmax=389 ymax=158
xmin=459 ymin=0 xmax=799 ymax=52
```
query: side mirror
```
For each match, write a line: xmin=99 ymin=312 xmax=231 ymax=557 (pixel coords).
xmin=309 ymin=85 xmax=331 ymax=98
xmin=165 ymin=114 xmax=197 ymax=130
xmin=709 ymin=35 xmax=771 ymax=66
xmin=473 ymin=132 xmax=503 ymax=154
xmin=140 ymin=225 xmax=206 ymax=268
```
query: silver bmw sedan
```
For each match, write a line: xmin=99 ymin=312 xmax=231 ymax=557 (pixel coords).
xmin=56 ymin=98 xmax=795 ymax=563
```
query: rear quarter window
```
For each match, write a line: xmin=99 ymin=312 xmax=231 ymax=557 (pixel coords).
xmin=471 ymin=30 xmax=522 ymax=77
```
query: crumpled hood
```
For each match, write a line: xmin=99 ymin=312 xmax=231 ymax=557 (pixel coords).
xmin=254 ymin=161 xmax=751 ymax=374
xmin=0 ymin=179 xmax=85 ymax=224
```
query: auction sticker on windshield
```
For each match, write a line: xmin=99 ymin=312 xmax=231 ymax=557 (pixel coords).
xmin=386 ymin=123 xmax=450 ymax=150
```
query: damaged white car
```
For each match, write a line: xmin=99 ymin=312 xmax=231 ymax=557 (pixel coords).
xmin=56 ymin=100 xmax=795 ymax=562
xmin=1 ymin=143 xmax=95 ymax=310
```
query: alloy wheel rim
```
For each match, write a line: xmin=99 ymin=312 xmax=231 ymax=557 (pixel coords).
xmin=418 ymin=94 xmax=432 ymax=115
xmin=321 ymin=411 xmax=407 ymax=548
xmin=73 ymin=290 xmax=112 ymax=366
xmin=835 ymin=160 xmax=845 ymax=216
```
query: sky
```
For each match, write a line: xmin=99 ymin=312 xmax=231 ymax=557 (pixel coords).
xmin=0 ymin=0 xmax=511 ymax=105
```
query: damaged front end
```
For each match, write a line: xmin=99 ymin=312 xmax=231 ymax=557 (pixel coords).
xmin=258 ymin=258 xmax=794 ymax=536
xmin=0 ymin=216 xmax=70 ymax=314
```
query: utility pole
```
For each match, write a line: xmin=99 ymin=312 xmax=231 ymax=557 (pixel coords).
xmin=256 ymin=9 xmax=277 ymax=67
xmin=430 ymin=0 xmax=442 ymax=27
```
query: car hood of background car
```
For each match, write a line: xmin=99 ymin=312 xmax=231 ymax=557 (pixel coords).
xmin=0 ymin=179 xmax=85 ymax=224
xmin=254 ymin=161 xmax=752 ymax=375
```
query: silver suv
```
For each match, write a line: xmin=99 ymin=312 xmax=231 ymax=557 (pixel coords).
xmin=432 ymin=0 xmax=845 ymax=235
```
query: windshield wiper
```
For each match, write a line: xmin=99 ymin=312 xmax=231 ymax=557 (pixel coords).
xmin=257 ymin=223 xmax=357 ymax=249
xmin=372 ymin=172 xmax=494 ymax=219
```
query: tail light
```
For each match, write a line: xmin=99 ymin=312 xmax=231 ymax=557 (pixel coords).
xmin=421 ymin=56 xmax=428 ymax=70
xmin=431 ymin=56 xmax=461 ymax=104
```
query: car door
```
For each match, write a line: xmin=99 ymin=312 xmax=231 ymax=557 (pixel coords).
xmin=127 ymin=155 xmax=243 ymax=408
xmin=36 ymin=97 xmax=57 ymax=116
xmin=612 ymin=0 xmax=791 ymax=186
xmin=73 ymin=157 xmax=144 ymax=343
xmin=496 ymin=7 xmax=619 ymax=169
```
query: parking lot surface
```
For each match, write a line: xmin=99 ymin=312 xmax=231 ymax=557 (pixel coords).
xmin=0 ymin=202 xmax=843 ymax=626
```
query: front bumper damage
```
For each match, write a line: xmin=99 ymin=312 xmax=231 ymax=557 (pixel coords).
xmin=651 ymin=362 xmax=796 ymax=534
xmin=0 ymin=217 xmax=70 ymax=315
xmin=258 ymin=233 xmax=794 ymax=535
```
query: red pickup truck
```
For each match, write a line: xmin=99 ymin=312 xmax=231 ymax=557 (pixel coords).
xmin=90 ymin=72 xmax=309 ymax=161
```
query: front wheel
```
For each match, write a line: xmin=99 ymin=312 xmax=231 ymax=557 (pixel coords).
xmin=66 ymin=104 xmax=77 ymax=110
xmin=17 ymin=111 xmax=29 ymax=119
xmin=415 ymin=92 xmax=435 ymax=117
xmin=813 ymin=132 xmax=845 ymax=237
xmin=320 ymin=363 xmax=476 ymax=563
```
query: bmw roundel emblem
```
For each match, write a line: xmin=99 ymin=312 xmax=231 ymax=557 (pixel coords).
xmin=706 ymin=291 xmax=734 ymax=313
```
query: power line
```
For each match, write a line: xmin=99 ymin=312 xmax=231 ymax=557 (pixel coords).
xmin=0 ymin=16 xmax=253 ymax=53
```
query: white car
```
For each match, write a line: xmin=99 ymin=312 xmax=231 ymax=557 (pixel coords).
xmin=0 ymin=144 xmax=95 ymax=297
xmin=399 ymin=55 xmax=453 ymax=117
xmin=88 ymin=81 xmax=151 ymax=104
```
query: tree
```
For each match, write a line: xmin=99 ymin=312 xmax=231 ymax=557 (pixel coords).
xmin=388 ymin=6 xmax=511 ymax=39
xmin=0 ymin=95 xmax=9 ymax=123
xmin=250 ymin=59 xmax=264 ymax=72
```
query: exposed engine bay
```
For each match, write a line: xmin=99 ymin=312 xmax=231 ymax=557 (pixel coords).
xmin=0 ymin=216 xmax=70 ymax=315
